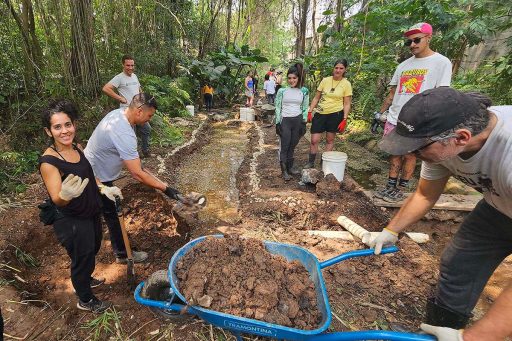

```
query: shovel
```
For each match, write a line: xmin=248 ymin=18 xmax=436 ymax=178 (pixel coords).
xmin=115 ymin=196 xmax=136 ymax=290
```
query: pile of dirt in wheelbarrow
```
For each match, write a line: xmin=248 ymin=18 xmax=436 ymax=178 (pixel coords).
xmin=175 ymin=235 xmax=323 ymax=330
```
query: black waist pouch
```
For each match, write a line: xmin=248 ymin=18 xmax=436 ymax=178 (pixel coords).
xmin=38 ymin=199 xmax=64 ymax=225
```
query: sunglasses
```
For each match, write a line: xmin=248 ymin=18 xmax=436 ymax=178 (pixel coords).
xmin=137 ymin=95 xmax=155 ymax=109
xmin=404 ymin=36 xmax=426 ymax=47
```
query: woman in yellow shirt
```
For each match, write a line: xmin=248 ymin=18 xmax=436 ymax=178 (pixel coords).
xmin=304 ymin=59 xmax=352 ymax=169
xmin=202 ymin=83 xmax=214 ymax=112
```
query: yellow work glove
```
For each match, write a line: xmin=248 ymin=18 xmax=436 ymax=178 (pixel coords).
xmin=99 ymin=185 xmax=123 ymax=202
xmin=368 ymin=228 xmax=398 ymax=255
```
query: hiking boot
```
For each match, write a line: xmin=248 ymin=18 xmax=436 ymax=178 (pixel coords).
xmin=383 ymin=187 xmax=405 ymax=203
xmin=90 ymin=277 xmax=105 ymax=288
xmin=280 ymin=162 xmax=292 ymax=181
xmin=303 ymin=161 xmax=315 ymax=169
xmin=286 ymin=159 xmax=301 ymax=175
xmin=77 ymin=297 xmax=112 ymax=314
xmin=116 ymin=251 xmax=148 ymax=264
xmin=374 ymin=186 xmax=395 ymax=199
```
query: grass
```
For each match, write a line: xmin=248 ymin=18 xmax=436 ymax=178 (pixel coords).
xmin=11 ymin=244 xmax=39 ymax=268
xmin=82 ymin=307 xmax=127 ymax=341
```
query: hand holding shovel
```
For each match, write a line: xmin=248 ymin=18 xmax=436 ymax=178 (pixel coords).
xmin=164 ymin=186 xmax=207 ymax=208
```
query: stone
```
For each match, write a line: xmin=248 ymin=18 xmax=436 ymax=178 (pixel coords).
xmin=301 ymin=168 xmax=323 ymax=185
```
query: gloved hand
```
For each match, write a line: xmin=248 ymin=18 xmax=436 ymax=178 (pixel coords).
xmin=368 ymin=228 xmax=399 ymax=254
xmin=59 ymin=174 xmax=89 ymax=201
xmin=163 ymin=186 xmax=182 ymax=201
xmin=338 ymin=118 xmax=347 ymax=133
xmin=299 ymin=121 xmax=307 ymax=137
xmin=275 ymin=123 xmax=282 ymax=136
xmin=179 ymin=192 xmax=207 ymax=207
xmin=370 ymin=112 xmax=382 ymax=134
xmin=99 ymin=185 xmax=123 ymax=202
xmin=307 ymin=111 xmax=313 ymax=123
xmin=420 ymin=324 xmax=464 ymax=341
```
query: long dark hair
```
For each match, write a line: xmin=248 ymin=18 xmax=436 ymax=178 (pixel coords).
xmin=333 ymin=59 xmax=348 ymax=77
xmin=287 ymin=63 xmax=305 ymax=88
xmin=42 ymin=100 xmax=79 ymax=130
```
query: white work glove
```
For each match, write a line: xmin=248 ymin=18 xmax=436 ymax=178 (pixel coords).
xmin=420 ymin=323 xmax=464 ymax=341
xmin=368 ymin=228 xmax=399 ymax=255
xmin=58 ymin=174 xmax=89 ymax=201
xmin=99 ymin=185 xmax=123 ymax=202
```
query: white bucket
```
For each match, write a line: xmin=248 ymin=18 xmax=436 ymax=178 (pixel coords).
xmin=322 ymin=151 xmax=348 ymax=182
xmin=186 ymin=105 xmax=195 ymax=116
xmin=239 ymin=107 xmax=255 ymax=121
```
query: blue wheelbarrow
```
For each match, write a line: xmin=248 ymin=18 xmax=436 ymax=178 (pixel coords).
xmin=134 ymin=235 xmax=435 ymax=340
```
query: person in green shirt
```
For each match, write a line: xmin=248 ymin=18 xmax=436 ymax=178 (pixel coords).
xmin=304 ymin=59 xmax=353 ymax=169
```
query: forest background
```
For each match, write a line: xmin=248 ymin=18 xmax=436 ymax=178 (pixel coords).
xmin=0 ymin=0 xmax=511 ymax=194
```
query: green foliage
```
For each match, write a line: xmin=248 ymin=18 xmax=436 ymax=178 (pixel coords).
xmin=150 ymin=112 xmax=185 ymax=148
xmin=11 ymin=244 xmax=39 ymax=268
xmin=0 ymin=151 xmax=39 ymax=194
xmin=187 ymin=44 xmax=268 ymax=103
xmin=140 ymin=75 xmax=192 ymax=117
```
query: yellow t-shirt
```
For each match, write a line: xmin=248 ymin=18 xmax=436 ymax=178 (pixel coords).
xmin=316 ymin=76 xmax=352 ymax=114
xmin=202 ymin=85 xmax=213 ymax=95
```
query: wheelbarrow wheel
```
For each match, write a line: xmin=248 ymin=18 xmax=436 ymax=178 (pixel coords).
xmin=141 ymin=270 xmax=192 ymax=321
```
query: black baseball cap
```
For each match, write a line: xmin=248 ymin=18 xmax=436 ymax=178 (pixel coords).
xmin=379 ymin=87 xmax=480 ymax=155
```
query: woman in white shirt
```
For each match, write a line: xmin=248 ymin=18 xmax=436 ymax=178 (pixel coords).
xmin=274 ymin=63 xmax=310 ymax=180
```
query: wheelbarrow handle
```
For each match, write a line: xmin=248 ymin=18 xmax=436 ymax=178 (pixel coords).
xmin=319 ymin=246 xmax=399 ymax=269
xmin=309 ymin=330 xmax=436 ymax=341
xmin=134 ymin=282 xmax=192 ymax=314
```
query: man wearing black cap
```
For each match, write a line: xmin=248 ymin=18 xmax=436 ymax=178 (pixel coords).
xmin=374 ymin=22 xmax=452 ymax=203
xmin=370 ymin=87 xmax=512 ymax=340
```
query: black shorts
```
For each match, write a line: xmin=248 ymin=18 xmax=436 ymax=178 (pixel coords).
xmin=311 ymin=111 xmax=344 ymax=134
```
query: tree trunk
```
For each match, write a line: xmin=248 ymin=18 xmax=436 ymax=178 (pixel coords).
xmin=226 ymin=0 xmax=233 ymax=48
xmin=4 ymin=0 xmax=43 ymax=91
xmin=335 ymin=0 xmax=343 ymax=32
xmin=310 ymin=0 xmax=319 ymax=54
xmin=69 ymin=0 xmax=101 ymax=97
xmin=296 ymin=0 xmax=310 ymax=57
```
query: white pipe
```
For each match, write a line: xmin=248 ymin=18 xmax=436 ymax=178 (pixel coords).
xmin=336 ymin=216 xmax=372 ymax=244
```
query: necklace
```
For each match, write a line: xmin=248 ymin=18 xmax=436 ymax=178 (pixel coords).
xmin=330 ymin=77 xmax=343 ymax=93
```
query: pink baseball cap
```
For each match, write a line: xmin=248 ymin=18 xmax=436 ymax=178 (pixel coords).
xmin=404 ymin=22 xmax=433 ymax=37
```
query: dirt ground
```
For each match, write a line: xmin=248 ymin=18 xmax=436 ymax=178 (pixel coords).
xmin=0 ymin=109 xmax=510 ymax=340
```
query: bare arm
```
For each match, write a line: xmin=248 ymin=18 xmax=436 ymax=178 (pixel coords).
xmin=308 ymin=91 xmax=322 ymax=112
xmin=463 ymin=282 xmax=512 ymax=341
xmin=40 ymin=163 xmax=70 ymax=207
xmin=102 ymin=83 xmax=127 ymax=104
xmin=379 ymin=86 xmax=396 ymax=113
xmin=123 ymin=158 xmax=167 ymax=191
xmin=343 ymin=95 xmax=352 ymax=118
xmin=386 ymin=176 xmax=449 ymax=233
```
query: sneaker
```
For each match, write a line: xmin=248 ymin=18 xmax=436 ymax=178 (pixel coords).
xmin=116 ymin=251 xmax=148 ymax=264
xmin=374 ymin=186 xmax=395 ymax=199
xmin=77 ymin=297 xmax=112 ymax=313
xmin=383 ymin=187 xmax=405 ymax=203
xmin=90 ymin=277 xmax=105 ymax=288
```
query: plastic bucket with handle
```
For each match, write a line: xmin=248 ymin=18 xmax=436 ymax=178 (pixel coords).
xmin=322 ymin=151 xmax=348 ymax=182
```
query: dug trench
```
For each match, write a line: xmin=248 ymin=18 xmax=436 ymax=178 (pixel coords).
xmin=0 ymin=110 xmax=510 ymax=340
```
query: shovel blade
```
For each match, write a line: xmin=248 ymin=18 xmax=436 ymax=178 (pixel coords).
xmin=127 ymin=259 xmax=136 ymax=290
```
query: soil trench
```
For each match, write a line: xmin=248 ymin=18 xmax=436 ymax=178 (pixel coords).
xmin=0 ymin=111 xmax=511 ymax=340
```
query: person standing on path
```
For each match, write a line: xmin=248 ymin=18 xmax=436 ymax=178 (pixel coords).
xmin=263 ymin=74 xmax=276 ymax=104
xmin=374 ymin=22 xmax=452 ymax=202
xmin=202 ymin=83 xmax=214 ymax=112
xmin=84 ymin=93 xmax=189 ymax=265
xmin=102 ymin=55 xmax=151 ymax=158
xmin=274 ymin=63 xmax=309 ymax=181
xmin=370 ymin=88 xmax=512 ymax=341
xmin=39 ymin=100 xmax=118 ymax=313
xmin=304 ymin=59 xmax=352 ymax=169
xmin=244 ymin=71 xmax=254 ymax=107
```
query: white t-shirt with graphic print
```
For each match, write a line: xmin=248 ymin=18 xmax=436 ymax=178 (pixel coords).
xmin=387 ymin=52 xmax=452 ymax=125
xmin=420 ymin=106 xmax=512 ymax=218
xmin=109 ymin=72 xmax=140 ymax=108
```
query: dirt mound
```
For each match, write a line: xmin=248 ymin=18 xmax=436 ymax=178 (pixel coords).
xmin=175 ymin=235 xmax=323 ymax=330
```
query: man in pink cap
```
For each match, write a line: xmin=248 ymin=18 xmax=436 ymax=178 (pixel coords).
xmin=374 ymin=22 xmax=452 ymax=202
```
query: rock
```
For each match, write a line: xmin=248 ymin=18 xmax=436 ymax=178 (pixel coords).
xmin=170 ymin=117 xmax=194 ymax=126
xmin=261 ymin=104 xmax=275 ymax=111
xmin=301 ymin=169 xmax=323 ymax=185
xmin=316 ymin=174 xmax=341 ymax=197
xmin=197 ymin=295 xmax=213 ymax=308
xmin=212 ymin=114 xmax=228 ymax=122
xmin=226 ymin=120 xmax=241 ymax=127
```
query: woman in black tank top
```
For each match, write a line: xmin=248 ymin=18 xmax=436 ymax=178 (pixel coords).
xmin=39 ymin=100 xmax=112 ymax=313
